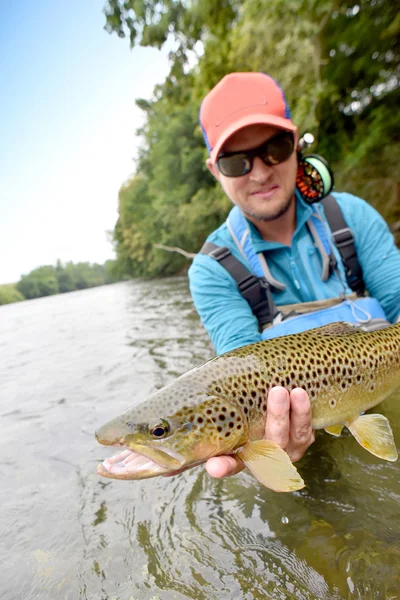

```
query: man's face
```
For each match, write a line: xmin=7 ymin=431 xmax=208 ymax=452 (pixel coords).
xmin=207 ymin=124 xmax=298 ymax=223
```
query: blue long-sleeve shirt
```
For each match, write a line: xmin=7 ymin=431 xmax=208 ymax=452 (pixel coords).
xmin=188 ymin=192 xmax=400 ymax=355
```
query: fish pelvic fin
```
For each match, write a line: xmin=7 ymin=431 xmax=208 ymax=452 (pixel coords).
xmin=236 ymin=440 xmax=305 ymax=493
xmin=346 ymin=414 xmax=398 ymax=462
xmin=325 ymin=424 xmax=344 ymax=437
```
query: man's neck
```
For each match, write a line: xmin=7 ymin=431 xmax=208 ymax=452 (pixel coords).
xmin=247 ymin=199 xmax=296 ymax=246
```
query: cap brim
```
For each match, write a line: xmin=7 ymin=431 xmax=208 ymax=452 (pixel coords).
xmin=210 ymin=114 xmax=297 ymax=163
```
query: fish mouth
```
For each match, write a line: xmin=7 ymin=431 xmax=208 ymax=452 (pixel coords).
xmin=97 ymin=444 xmax=185 ymax=480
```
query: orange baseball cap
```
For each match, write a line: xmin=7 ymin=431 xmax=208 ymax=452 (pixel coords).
xmin=199 ymin=72 xmax=297 ymax=163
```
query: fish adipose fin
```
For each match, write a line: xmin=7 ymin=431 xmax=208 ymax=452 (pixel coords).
xmin=346 ymin=414 xmax=398 ymax=461
xmin=236 ymin=440 xmax=305 ymax=492
xmin=312 ymin=322 xmax=361 ymax=337
xmin=324 ymin=424 xmax=344 ymax=437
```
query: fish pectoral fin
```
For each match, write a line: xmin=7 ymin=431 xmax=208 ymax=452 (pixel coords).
xmin=324 ymin=424 xmax=344 ymax=437
xmin=236 ymin=440 xmax=305 ymax=493
xmin=346 ymin=414 xmax=398 ymax=462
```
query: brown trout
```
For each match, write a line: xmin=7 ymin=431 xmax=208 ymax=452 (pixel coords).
xmin=96 ymin=322 xmax=400 ymax=492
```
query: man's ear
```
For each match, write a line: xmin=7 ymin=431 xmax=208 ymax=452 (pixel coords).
xmin=206 ymin=158 xmax=220 ymax=181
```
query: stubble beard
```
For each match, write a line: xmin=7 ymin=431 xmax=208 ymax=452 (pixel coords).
xmin=242 ymin=192 xmax=294 ymax=223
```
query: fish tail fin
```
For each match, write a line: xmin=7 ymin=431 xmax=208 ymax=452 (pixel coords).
xmin=346 ymin=414 xmax=398 ymax=462
xmin=236 ymin=440 xmax=305 ymax=492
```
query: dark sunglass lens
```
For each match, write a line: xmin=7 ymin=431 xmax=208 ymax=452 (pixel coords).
xmin=218 ymin=154 xmax=252 ymax=177
xmin=262 ymin=134 xmax=294 ymax=165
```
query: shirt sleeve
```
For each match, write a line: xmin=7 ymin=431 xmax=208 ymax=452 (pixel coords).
xmin=188 ymin=253 xmax=262 ymax=355
xmin=336 ymin=193 xmax=400 ymax=323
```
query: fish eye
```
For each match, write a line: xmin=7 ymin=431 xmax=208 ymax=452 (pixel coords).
xmin=150 ymin=419 xmax=170 ymax=438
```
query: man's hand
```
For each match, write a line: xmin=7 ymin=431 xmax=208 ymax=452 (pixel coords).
xmin=205 ymin=386 xmax=314 ymax=479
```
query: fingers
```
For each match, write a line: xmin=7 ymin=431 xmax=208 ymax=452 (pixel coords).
xmin=264 ymin=386 xmax=314 ymax=462
xmin=205 ymin=455 xmax=244 ymax=479
xmin=206 ymin=386 xmax=315 ymax=481
xmin=264 ymin=386 xmax=290 ymax=449
xmin=287 ymin=388 xmax=315 ymax=462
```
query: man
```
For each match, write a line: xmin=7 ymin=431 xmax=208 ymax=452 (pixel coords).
xmin=189 ymin=72 xmax=400 ymax=481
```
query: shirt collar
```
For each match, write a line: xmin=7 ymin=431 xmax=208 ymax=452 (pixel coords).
xmin=246 ymin=191 xmax=314 ymax=252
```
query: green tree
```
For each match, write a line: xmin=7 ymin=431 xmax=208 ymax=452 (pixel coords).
xmin=0 ymin=284 xmax=25 ymax=305
xmin=104 ymin=0 xmax=400 ymax=277
xmin=11 ymin=260 xmax=122 ymax=304
xmin=55 ymin=260 xmax=76 ymax=293
xmin=17 ymin=266 xmax=59 ymax=299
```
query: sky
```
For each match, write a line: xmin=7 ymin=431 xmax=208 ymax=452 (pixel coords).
xmin=0 ymin=0 xmax=172 ymax=284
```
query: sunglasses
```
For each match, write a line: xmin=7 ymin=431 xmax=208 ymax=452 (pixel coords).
xmin=217 ymin=131 xmax=295 ymax=178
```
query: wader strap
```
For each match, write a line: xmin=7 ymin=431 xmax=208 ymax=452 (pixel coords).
xmin=307 ymin=211 xmax=337 ymax=281
xmin=322 ymin=195 xmax=365 ymax=296
xmin=227 ymin=207 xmax=286 ymax=290
xmin=200 ymin=242 xmax=279 ymax=328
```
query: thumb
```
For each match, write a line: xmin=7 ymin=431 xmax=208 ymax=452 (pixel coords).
xmin=206 ymin=455 xmax=244 ymax=478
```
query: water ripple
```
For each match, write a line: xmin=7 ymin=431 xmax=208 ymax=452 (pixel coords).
xmin=1 ymin=279 xmax=400 ymax=599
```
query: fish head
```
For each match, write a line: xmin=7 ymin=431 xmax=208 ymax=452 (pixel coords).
xmin=96 ymin=390 xmax=245 ymax=480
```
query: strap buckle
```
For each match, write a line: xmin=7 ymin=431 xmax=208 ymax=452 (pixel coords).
xmin=238 ymin=274 xmax=257 ymax=293
xmin=209 ymin=246 xmax=231 ymax=261
xmin=332 ymin=227 xmax=355 ymax=248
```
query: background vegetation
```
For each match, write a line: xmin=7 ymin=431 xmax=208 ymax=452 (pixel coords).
xmin=4 ymin=1 xmax=398 ymax=305
xmin=104 ymin=0 xmax=400 ymax=277
xmin=0 ymin=260 xmax=121 ymax=305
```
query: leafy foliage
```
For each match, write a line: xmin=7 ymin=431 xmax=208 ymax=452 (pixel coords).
xmin=6 ymin=260 xmax=123 ymax=303
xmin=104 ymin=0 xmax=400 ymax=276
xmin=0 ymin=284 xmax=25 ymax=305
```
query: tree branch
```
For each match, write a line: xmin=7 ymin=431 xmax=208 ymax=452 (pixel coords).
xmin=154 ymin=244 xmax=196 ymax=259
xmin=390 ymin=220 xmax=400 ymax=233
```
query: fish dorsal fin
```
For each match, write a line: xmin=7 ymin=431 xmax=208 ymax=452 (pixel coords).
xmin=325 ymin=424 xmax=344 ymax=437
xmin=346 ymin=414 xmax=398 ymax=461
xmin=311 ymin=322 xmax=360 ymax=337
xmin=236 ymin=440 xmax=305 ymax=492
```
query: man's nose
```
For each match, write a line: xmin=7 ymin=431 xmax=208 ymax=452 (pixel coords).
xmin=249 ymin=156 xmax=273 ymax=182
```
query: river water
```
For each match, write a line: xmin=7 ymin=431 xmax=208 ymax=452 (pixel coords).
xmin=1 ymin=278 xmax=399 ymax=600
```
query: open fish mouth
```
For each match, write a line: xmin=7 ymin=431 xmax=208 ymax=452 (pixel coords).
xmin=97 ymin=448 xmax=175 ymax=480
